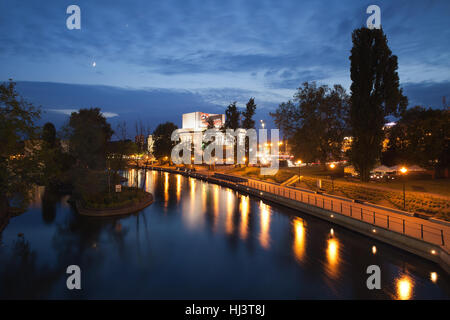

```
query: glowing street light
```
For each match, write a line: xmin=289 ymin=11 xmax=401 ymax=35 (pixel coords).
xmin=400 ymin=166 xmax=408 ymax=210
xmin=329 ymin=163 xmax=336 ymax=192
xmin=296 ymin=160 xmax=302 ymax=180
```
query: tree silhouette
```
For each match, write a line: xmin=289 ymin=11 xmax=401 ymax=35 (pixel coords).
xmin=349 ymin=28 xmax=407 ymax=181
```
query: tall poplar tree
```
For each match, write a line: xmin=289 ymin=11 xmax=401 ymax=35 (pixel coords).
xmin=349 ymin=27 xmax=408 ymax=181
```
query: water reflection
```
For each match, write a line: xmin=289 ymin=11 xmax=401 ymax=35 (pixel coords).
xmin=293 ymin=218 xmax=306 ymax=263
xmin=430 ymin=272 xmax=438 ymax=283
xmin=259 ymin=201 xmax=271 ymax=249
xmin=226 ymin=190 xmax=234 ymax=234
xmin=1 ymin=169 xmax=448 ymax=299
xmin=164 ymin=172 xmax=169 ymax=205
xmin=396 ymin=275 xmax=413 ymax=300
xmin=325 ymin=238 xmax=340 ymax=279
xmin=239 ymin=196 xmax=249 ymax=239
xmin=176 ymin=174 xmax=181 ymax=202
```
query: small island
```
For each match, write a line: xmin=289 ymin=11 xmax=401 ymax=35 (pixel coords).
xmin=76 ymin=186 xmax=153 ymax=217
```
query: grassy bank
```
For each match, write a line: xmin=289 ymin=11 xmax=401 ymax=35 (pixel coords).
xmin=225 ymin=166 xmax=450 ymax=221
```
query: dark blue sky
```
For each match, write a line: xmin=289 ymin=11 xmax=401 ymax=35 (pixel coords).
xmin=1 ymin=0 xmax=449 ymax=130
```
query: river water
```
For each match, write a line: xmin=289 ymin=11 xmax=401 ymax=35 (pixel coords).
xmin=0 ymin=170 xmax=448 ymax=299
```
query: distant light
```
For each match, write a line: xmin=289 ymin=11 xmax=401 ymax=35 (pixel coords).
xmin=92 ymin=61 xmax=96 ymax=67
xmin=385 ymin=122 xmax=396 ymax=127
xmin=330 ymin=163 xmax=336 ymax=169
xmin=330 ymin=228 xmax=334 ymax=236
xmin=400 ymin=167 xmax=408 ymax=174
xmin=330 ymin=214 xmax=334 ymax=218
xmin=372 ymin=228 xmax=377 ymax=233
xmin=372 ymin=246 xmax=377 ymax=254
xmin=431 ymin=249 xmax=437 ymax=255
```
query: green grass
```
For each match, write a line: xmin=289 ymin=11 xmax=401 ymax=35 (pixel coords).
xmin=227 ymin=166 xmax=450 ymax=220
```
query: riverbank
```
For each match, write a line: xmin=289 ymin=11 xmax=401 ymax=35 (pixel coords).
xmin=224 ymin=166 xmax=450 ymax=221
xmin=147 ymin=165 xmax=450 ymax=274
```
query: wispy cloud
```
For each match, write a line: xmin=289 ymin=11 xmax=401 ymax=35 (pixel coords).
xmin=1 ymin=0 xmax=449 ymax=117
xmin=47 ymin=108 xmax=119 ymax=118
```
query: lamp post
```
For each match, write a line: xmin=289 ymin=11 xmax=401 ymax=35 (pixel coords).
xmin=296 ymin=160 xmax=302 ymax=182
xmin=329 ymin=163 xmax=336 ymax=192
xmin=400 ymin=166 xmax=408 ymax=210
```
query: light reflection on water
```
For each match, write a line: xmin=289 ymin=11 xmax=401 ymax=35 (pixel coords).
xmin=396 ymin=275 xmax=414 ymax=300
xmin=240 ymin=196 xmax=249 ymax=240
xmin=259 ymin=201 xmax=271 ymax=249
xmin=293 ymin=218 xmax=305 ymax=263
xmin=0 ymin=170 xmax=448 ymax=299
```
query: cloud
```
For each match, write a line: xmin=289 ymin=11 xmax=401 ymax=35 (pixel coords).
xmin=1 ymin=0 xmax=449 ymax=114
xmin=47 ymin=108 xmax=119 ymax=118
xmin=402 ymin=81 xmax=450 ymax=108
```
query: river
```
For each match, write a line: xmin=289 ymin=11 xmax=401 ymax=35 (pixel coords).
xmin=0 ymin=170 xmax=448 ymax=299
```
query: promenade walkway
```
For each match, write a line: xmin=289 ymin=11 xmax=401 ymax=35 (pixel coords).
xmin=240 ymin=176 xmax=449 ymax=252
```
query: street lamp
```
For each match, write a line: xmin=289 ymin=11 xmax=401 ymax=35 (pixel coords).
xmin=329 ymin=163 xmax=336 ymax=192
xmin=296 ymin=160 xmax=302 ymax=181
xmin=400 ymin=166 xmax=408 ymax=210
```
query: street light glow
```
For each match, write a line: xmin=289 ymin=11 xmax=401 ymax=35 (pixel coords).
xmin=400 ymin=167 xmax=407 ymax=174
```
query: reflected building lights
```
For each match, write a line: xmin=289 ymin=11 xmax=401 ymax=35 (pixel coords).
xmin=202 ymin=183 xmax=207 ymax=214
xmin=145 ymin=171 xmax=150 ymax=192
xmin=213 ymin=185 xmax=219 ymax=217
xmin=326 ymin=238 xmax=340 ymax=279
xmin=225 ymin=190 xmax=234 ymax=234
xmin=259 ymin=201 xmax=271 ymax=249
xmin=164 ymin=172 xmax=169 ymax=204
xmin=430 ymin=272 xmax=438 ymax=283
xmin=190 ymin=178 xmax=196 ymax=213
xmin=396 ymin=275 xmax=413 ymax=300
xmin=240 ymin=196 xmax=249 ymax=239
xmin=176 ymin=174 xmax=181 ymax=202
xmin=293 ymin=218 xmax=305 ymax=262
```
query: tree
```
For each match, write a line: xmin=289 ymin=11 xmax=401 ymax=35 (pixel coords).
xmin=39 ymin=122 xmax=73 ymax=189
xmin=153 ymin=122 xmax=178 ymax=161
xmin=241 ymin=98 xmax=257 ymax=164
xmin=67 ymin=108 xmax=113 ymax=170
xmin=65 ymin=108 xmax=113 ymax=198
xmin=0 ymin=80 xmax=41 ymax=212
xmin=224 ymin=102 xmax=240 ymax=130
xmin=241 ymin=98 xmax=256 ymax=129
xmin=349 ymin=27 xmax=408 ymax=181
xmin=385 ymin=106 xmax=449 ymax=172
xmin=42 ymin=122 xmax=56 ymax=148
xmin=271 ymin=82 xmax=349 ymax=166
xmin=108 ymin=121 xmax=137 ymax=187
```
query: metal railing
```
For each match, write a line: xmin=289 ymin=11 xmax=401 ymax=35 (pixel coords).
xmin=243 ymin=179 xmax=448 ymax=249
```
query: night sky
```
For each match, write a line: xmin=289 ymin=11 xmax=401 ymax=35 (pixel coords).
xmin=0 ymin=0 xmax=449 ymax=131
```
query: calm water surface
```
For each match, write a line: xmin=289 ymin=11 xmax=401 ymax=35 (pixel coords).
xmin=0 ymin=170 xmax=449 ymax=299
